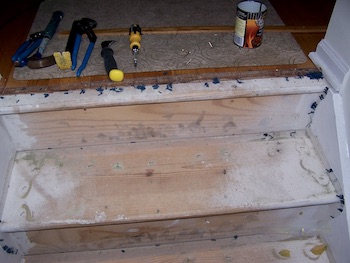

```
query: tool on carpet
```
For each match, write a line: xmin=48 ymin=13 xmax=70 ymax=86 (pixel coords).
xmin=27 ymin=11 xmax=64 ymax=68
xmin=101 ymin=41 xmax=124 ymax=82
xmin=12 ymin=32 xmax=44 ymax=67
xmin=129 ymin=24 xmax=142 ymax=67
xmin=12 ymin=11 xmax=64 ymax=68
xmin=54 ymin=18 xmax=97 ymax=77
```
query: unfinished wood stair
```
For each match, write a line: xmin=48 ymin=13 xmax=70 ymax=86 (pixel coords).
xmin=24 ymin=236 xmax=332 ymax=263
xmin=0 ymin=77 xmax=342 ymax=262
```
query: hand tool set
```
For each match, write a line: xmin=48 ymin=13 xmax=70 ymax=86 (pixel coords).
xmin=66 ymin=18 xmax=97 ymax=77
xmin=101 ymin=41 xmax=124 ymax=81
xmin=12 ymin=11 xmax=142 ymax=81
xmin=12 ymin=11 xmax=64 ymax=68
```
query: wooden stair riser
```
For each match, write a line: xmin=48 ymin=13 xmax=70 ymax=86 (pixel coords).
xmin=10 ymin=204 xmax=338 ymax=255
xmin=2 ymin=93 xmax=320 ymax=151
xmin=22 ymin=236 xmax=332 ymax=263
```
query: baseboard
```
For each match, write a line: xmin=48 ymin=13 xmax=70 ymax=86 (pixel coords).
xmin=309 ymin=39 xmax=349 ymax=90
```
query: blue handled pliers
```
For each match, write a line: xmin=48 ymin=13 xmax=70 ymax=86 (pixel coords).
xmin=12 ymin=31 xmax=44 ymax=67
xmin=66 ymin=18 xmax=97 ymax=77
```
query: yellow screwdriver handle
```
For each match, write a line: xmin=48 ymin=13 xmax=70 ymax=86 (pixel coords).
xmin=129 ymin=24 xmax=142 ymax=67
xmin=129 ymin=32 xmax=141 ymax=49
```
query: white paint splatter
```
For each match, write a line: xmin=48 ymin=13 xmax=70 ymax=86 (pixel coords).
xmin=95 ymin=211 xmax=107 ymax=222
xmin=2 ymin=115 xmax=37 ymax=150
xmin=116 ymin=214 xmax=127 ymax=221
xmin=127 ymin=228 xmax=140 ymax=233
xmin=165 ymin=219 xmax=180 ymax=228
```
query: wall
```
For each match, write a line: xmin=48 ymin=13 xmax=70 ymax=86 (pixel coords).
xmin=0 ymin=119 xmax=20 ymax=262
xmin=309 ymin=0 xmax=350 ymax=262
xmin=309 ymin=0 xmax=350 ymax=90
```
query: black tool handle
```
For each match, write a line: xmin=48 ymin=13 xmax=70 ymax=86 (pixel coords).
xmin=44 ymin=11 xmax=64 ymax=39
xmin=35 ymin=11 xmax=63 ymax=57
xmin=101 ymin=47 xmax=117 ymax=73
xmin=101 ymin=46 xmax=124 ymax=81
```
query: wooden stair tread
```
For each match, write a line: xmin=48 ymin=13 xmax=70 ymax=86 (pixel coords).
xmin=1 ymin=130 xmax=337 ymax=232
xmin=59 ymin=25 xmax=328 ymax=36
xmin=23 ymin=236 xmax=331 ymax=263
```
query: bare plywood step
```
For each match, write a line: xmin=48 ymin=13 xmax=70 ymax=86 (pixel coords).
xmin=23 ymin=236 xmax=331 ymax=263
xmin=1 ymin=130 xmax=338 ymax=232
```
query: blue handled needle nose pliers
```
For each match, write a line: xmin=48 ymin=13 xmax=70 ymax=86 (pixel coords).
xmin=66 ymin=18 xmax=97 ymax=77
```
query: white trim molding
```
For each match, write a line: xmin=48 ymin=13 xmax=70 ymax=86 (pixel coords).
xmin=309 ymin=39 xmax=349 ymax=90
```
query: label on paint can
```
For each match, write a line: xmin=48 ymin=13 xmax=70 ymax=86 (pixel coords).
xmin=234 ymin=1 xmax=267 ymax=48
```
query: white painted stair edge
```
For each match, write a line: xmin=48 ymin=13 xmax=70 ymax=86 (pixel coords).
xmin=0 ymin=76 xmax=329 ymax=115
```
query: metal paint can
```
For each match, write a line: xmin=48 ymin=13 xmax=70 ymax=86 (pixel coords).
xmin=234 ymin=0 xmax=267 ymax=48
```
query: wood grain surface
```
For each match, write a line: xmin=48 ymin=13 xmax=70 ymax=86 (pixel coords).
xmin=23 ymin=236 xmax=331 ymax=263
